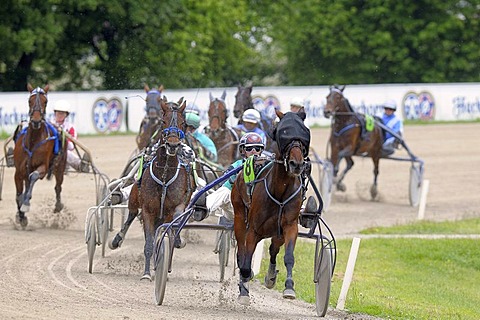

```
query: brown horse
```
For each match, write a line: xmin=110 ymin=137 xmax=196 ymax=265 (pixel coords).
xmin=231 ymin=109 xmax=310 ymax=305
xmin=324 ymin=84 xmax=384 ymax=199
xmin=205 ymin=90 xmax=240 ymax=168
xmin=233 ymin=84 xmax=277 ymax=153
xmin=136 ymin=84 xmax=164 ymax=150
xmin=13 ymin=84 xmax=67 ymax=228
xmin=110 ymin=96 xmax=195 ymax=280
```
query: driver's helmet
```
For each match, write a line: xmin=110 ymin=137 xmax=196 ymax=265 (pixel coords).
xmin=54 ymin=100 xmax=71 ymax=114
xmin=290 ymin=96 xmax=304 ymax=108
xmin=239 ymin=132 xmax=264 ymax=155
xmin=185 ymin=112 xmax=201 ymax=129
xmin=383 ymin=99 xmax=397 ymax=111
xmin=185 ymin=104 xmax=201 ymax=115
xmin=242 ymin=109 xmax=261 ymax=124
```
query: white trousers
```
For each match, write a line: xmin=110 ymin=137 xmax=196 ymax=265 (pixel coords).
xmin=206 ymin=186 xmax=234 ymax=221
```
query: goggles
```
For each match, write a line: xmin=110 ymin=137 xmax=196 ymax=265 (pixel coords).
xmin=245 ymin=146 xmax=263 ymax=152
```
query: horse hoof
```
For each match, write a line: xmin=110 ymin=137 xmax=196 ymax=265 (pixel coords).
xmin=337 ymin=183 xmax=346 ymax=192
xmin=54 ymin=203 xmax=64 ymax=213
xmin=140 ymin=274 xmax=152 ymax=281
xmin=370 ymin=185 xmax=378 ymax=200
xmin=174 ymin=237 xmax=186 ymax=249
xmin=109 ymin=235 xmax=123 ymax=250
xmin=20 ymin=204 xmax=30 ymax=213
xmin=264 ymin=276 xmax=277 ymax=289
xmin=237 ymin=295 xmax=250 ymax=306
xmin=283 ymin=288 xmax=296 ymax=299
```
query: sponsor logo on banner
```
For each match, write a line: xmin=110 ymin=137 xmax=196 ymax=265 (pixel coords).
xmin=92 ymin=97 xmax=123 ymax=133
xmin=403 ymin=91 xmax=435 ymax=121
xmin=252 ymin=95 xmax=281 ymax=121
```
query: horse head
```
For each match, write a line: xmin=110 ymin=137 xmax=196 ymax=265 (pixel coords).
xmin=161 ymin=96 xmax=186 ymax=156
xmin=233 ymin=85 xmax=253 ymax=119
xmin=324 ymin=84 xmax=347 ymax=118
xmin=27 ymin=83 xmax=49 ymax=129
xmin=274 ymin=109 xmax=310 ymax=176
xmin=207 ymin=90 xmax=228 ymax=136
xmin=144 ymin=84 xmax=164 ymax=120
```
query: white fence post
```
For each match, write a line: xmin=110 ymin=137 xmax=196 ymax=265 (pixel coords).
xmin=337 ymin=237 xmax=361 ymax=310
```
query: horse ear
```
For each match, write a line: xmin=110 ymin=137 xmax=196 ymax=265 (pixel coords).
xmin=177 ymin=97 xmax=184 ymax=106
xmin=44 ymin=84 xmax=49 ymax=93
xmin=158 ymin=84 xmax=164 ymax=92
xmin=209 ymin=92 xmax=214 ymax=102
xmin=247 ymin=85 xmax=253 ymax=93
xmin=27 ymin=83 xmax=33 ymax=92
xmin=144 ymin=84 xmax=150 ymax=93
xmin=221 ymin=89 xmax=227 ymax=101
xmin=275 ymin=108 xmax=284 ymax=120
xmin=340 ymin=84 xmax=346 ymax=92
xmin=179 ymin=99 xmax=187 ymax=113
xmin=298 ymin=109 xmax=307 ymax=121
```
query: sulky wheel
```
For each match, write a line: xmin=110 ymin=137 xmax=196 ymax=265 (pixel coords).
xmin=315 ymin=243 xmax=333 ymax=317
xmin=320 ymin=161 xmax=334 ymax=211
xmin=87 ymin=216 xmax=97 ymax=274
xmin=218 ymin=229 xmax=231 ymax=282
xmin=409 ymin=164 xmax=423 ymax=207
xmin=100 ymin=208 xmax=110 ymax=258
xmin=154 ymin=231 xmax=171 ymax=305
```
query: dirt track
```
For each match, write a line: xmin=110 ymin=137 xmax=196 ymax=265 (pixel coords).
xmin=0 ymin=123 xmax=479 ymax=319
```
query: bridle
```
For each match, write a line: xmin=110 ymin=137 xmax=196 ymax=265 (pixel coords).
xmin=29 ymin=88 xmax=47 ymax=129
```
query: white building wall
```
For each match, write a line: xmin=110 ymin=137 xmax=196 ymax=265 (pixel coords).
xmin=1 ymin=83 xmax=479 ymax=135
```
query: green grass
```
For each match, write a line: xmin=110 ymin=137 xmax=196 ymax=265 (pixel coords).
xmin=361 ymin=218 xmax=480 ymax=235
xmin=259 ymin=218 xmax=480 ymax=319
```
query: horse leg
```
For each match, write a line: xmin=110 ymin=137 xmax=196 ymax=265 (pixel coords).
xmin=141 ymin=214 xmax=157 ymax=281
xmin=19 ymin=170 xmax=40 ymax=213
xmin=336 ymin=156 xmax=354 ymax=192
xmin=237 ymin=229 xmax=257 ymax=305
xmin=109 ymin=209 xmax=138 ymax=250
xmin=110 ymin=184 xmax=140 ymax=249
xmin=370 ymin=157 xmax=380 ymax=200
xmin=264 ymin=236 xmax=282 ymax=289
xmin=283 ymin=225 xmax=298 ymax=299
xmin=53 ymin=166 xmax=65 ymax=213
xmin=14 ymin=171 xmax=27 ymax=226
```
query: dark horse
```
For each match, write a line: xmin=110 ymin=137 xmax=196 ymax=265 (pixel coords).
xmin=231 ymin=109 xmax=310 ymax=305
xmin=13 ymin=84 xmax=67 ymax=227
xmin=233 ymin=84 xmax=276 ymax=153
xmin=324 ymin=84 xmax=384 ymax=199
xmin=205 ymin=90 xmax=239 ymax=168
xmin=136 ymin=84 xmax=164 ymax=150
xmin=110 ymin=97 xmax=195 ymax=280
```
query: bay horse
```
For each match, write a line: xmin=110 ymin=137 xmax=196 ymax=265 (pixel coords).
xmin=110 ymin=96 xmax=195 ymax=280
xmin=13 ymin=84 xmax=67 ymax=228
xmin=233 ymin=84 xmax=276 ymax=153
xmin=324 ymin=84 xmax=384 ymax=199
xmin=136 ymin=84 xmax=164 ymax=150
xmin=231 ymin=109 xmax=310 ymax=305
xmin=205 ymin=90 xmax=240 ymax=168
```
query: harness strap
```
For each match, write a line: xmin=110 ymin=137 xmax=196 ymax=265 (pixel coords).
xmin=263 ymin=175 xmax=303 ymax=237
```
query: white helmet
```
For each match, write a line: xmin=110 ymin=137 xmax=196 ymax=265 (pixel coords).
xmin=242 ymin=109 xmax=261 ymax=123
xmin=290 ymin=97 xmax=304 ymax=108
xmin=383 ymin=99 xmax=397 ymax=111
xmin=54 ymin=100 xmax=71 ymax=114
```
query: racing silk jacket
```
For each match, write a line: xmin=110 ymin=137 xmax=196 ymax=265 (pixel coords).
xmin=381 ymin=113 xmax=403 ymax=142
xmin=192 ymin=131 xmax=218 ymax=162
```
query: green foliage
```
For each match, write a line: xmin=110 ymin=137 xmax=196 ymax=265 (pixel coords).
xmin=1 ymin=0 xmax=479 ymax=90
